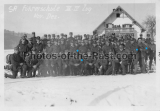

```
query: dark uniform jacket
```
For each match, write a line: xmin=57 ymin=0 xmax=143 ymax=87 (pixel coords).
xmin=25 ymin=54 xmax=41 ymax=68
xmin=11 ymin=53 xmax=24 ymax=68
xmin=31 ymin=37 xmax=37 ymax=45
xmin=34 ymin=43 xmax=44 ymax=53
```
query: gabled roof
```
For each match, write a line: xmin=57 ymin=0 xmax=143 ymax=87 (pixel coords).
xmin=93 ymin=6 xmax=146 ymax=33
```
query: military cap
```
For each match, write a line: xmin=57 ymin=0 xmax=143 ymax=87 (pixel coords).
xmin=32 ymin=32 xmax=35 ymax=34
xmin=138 ymin=37 xmax=142 ymax=40
xmin=44 ymin=34 xmax=47 ymax=37
xmin=60 ymin=33 xmax=64 ymax=36
xmin=120 ymin=44 xmax=125 ymax=47
xmin=112 ymin=33 xmax=115 ymax=35
xmin=36 ymin=37 xmax=40 ymax=41
xmin=57 ymin=35 xmax=60 ymax=37
xmin=69 ymin=32 xmax=73 ymax=34
xmin=52 ymin=34 xmax=55 ymax=37
xmin=48 ymin=34 xmax=51 ymax=37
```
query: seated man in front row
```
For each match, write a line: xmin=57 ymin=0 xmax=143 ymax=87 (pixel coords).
xmin=24 ymin=47 xmax=41 ymax=78
xmin=5 ymin=47 xmax=25 ymax=78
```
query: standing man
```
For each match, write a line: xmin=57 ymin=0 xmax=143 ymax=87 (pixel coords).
xmin=34 ymin=38 xmax=44 ymax=53
xmin=17 ymin=37 xmax=29 ymax=60
xmin=30 ymin=32 xmax=37 ymax=45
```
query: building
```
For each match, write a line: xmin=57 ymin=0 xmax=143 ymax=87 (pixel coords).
xmin=93 ymin=6 xmax=146 ymax=39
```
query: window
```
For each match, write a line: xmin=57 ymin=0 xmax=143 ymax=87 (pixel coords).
xmin=116 ymin=13 xmax=120 ymax=18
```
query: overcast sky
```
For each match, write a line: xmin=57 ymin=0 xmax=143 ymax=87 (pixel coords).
xmin=4 ymin=3 xmax=155 ymax=36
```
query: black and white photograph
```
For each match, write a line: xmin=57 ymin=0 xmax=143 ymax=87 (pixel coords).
xmin=2 ymin=0 xmax=160 ymax=110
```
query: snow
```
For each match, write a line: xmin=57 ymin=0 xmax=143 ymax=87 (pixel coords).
xmin=4 ymin=50 xmax=160 ymax=110
xmin=4 ymin=74 xmax=160 ymax=107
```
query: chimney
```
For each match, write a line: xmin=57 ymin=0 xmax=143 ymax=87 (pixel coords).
xmin=113 ymin=9 xmax=115 ymax=12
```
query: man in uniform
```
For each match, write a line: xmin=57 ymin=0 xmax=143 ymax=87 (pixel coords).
xmin=17 ymin=34 xmax=28 ymax=46
xmin=137 ymin=38 xmax=147 ymax=73
xmin=68 ymin=41 xmax=77 ymax=76
xmin=34 ymin=38 xmax=44 ymax=53
xmin=91 ymin=41 xmax=99 ymax=75
xmin=30 ymin=32 xmax=37 ymax=45
xmin=42 ymin=34 xmax=48 ymax=49
xmin=48 ymin=34 xmax=51 ymax=41
xmin=79 ymin=40 xmax=88 ymax=75
xmin=117 ymin=44 xmax=129 ymax=75
xmin=27 ymin=38 xmax=33 ymax=52
xmin=5 ymin=47 xmax=24 ymax=78
xmin=24 ymin=48 xmax=41 ymax=78
xmin=51 ymin=40 xmax=61 ymax=76
xmin=17 ymin=37 xmax=29 ymax=60
xmin=44 ymin=41 xmax=54 ymax=76
xmin=149 ymin=40 xmax=156 ymax=70
xmin=68 ymin=32 xmax=74 ymax=43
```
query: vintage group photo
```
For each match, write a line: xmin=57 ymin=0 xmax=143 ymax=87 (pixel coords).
xmin=4 ymin=3 xmax=159 ymax=108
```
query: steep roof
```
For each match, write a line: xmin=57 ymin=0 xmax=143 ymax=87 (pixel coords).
xmin=93 ymin=6 xmax=146 ymax=33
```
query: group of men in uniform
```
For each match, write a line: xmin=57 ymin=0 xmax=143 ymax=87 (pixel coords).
xmin=4 ymin=31 xmax=156 ymax=78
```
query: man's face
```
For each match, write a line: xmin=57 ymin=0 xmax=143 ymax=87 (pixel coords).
xmin=47 ymin=43 xmax=51 ymax=47
xmin=37 ymin=40 xmax=40 ymax=44
xmin=71 ymin=43 xmax=74 ymax=47
xmin=21 ymin=39 xmax=25 ymax=44
xmin=14 ymin=50 xmax=18 ymax=54
xmin=69 ymin=33 xmax=73 ymax=37
xmin=138 ymin=39 xmax=142 ymax=43
xmin=119 ymin=45 xmax=123 ymax=51
xmin=131 ymin=40 xmax=134 ymax=44
xmin=105 ymin=41 xmax=109 ymax=45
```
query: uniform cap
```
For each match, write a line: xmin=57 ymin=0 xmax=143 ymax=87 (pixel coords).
xmin=32 ymin=32 xmax=35 ymax=34
xmin=69 ymin=32 xmax=73 ymax=34
xmin=52 ymin=34 xmax=55 ymax=37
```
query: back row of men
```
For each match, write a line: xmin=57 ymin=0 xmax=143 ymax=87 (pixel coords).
xmin=4 ymin=32 xmax=156 ymax=78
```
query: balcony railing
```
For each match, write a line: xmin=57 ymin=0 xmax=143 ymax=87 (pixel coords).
xmin=105 ymin=27 xmax=134 ymax=32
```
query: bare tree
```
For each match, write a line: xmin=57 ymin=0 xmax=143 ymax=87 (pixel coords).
xmin=142 ymin=15 xmax=156 ymax=39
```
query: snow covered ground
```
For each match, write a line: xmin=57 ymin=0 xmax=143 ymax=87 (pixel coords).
xmin=4 ymin=50 xmax=160 ymax=110
xmin=4 ymin=73 xmax=160 ymax=107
